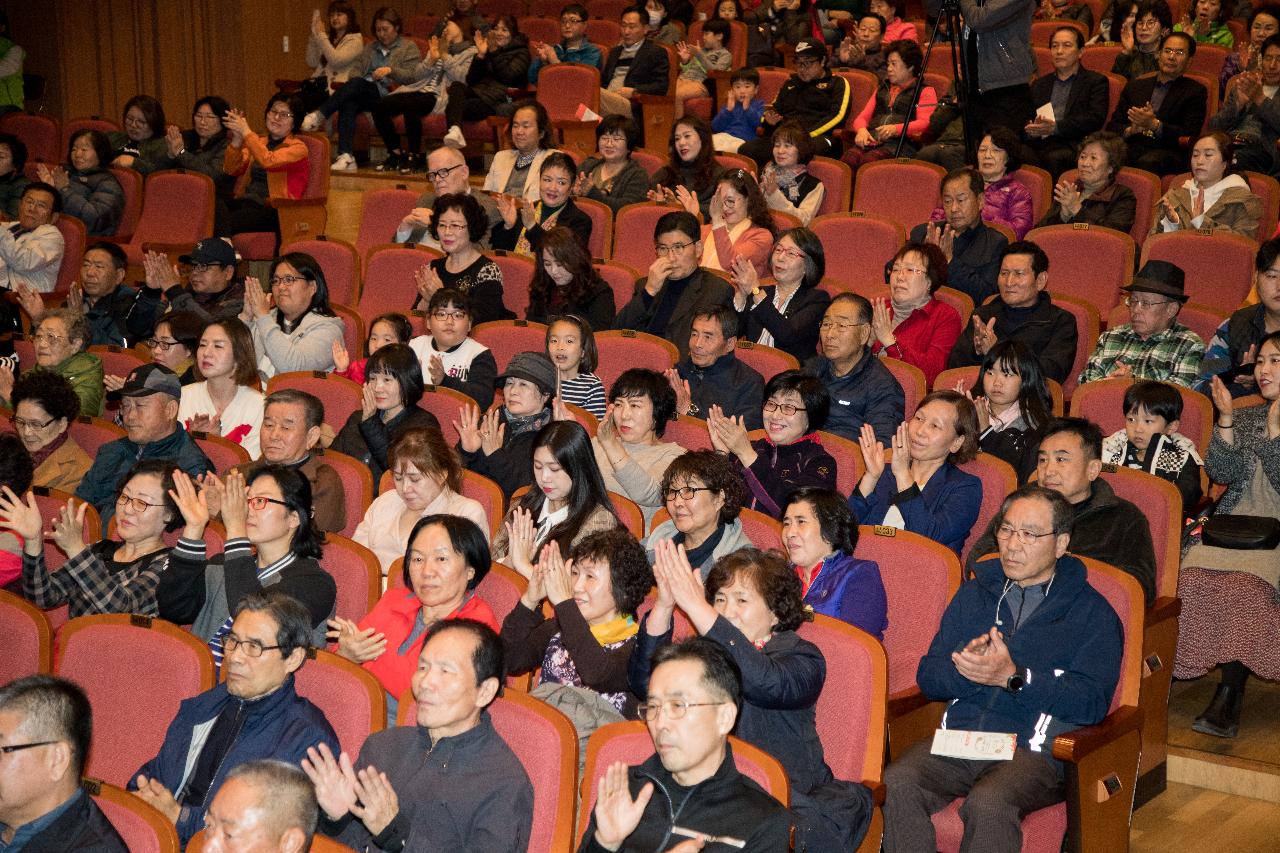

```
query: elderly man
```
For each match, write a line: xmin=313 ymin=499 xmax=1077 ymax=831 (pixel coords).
xmin=883 ymin=484 xmax=1123 ymax=853
xmin=304 ymin=619 xmax=534 ymax=852
xmin=599 ymin=6 xmax=672 ymax=119
xmin=836 ymin=13 xmax=888 ymax=80
xmin=804 ymin=292 xmax=904 ymax=443
xmin=615 ymin=211 xmax=734 ymax=360
xmin=740 ymin=39 xmax=851 ymax=166
xmin=392 ymin=146 xmax=500 ymax=249
xmin=1023 ymin=26 xmax=1110 ymax=179
xmin=967 ymin=417 xmax=1157 ymax=603
xmin=580 ymin=637 xmax=793 ymax=852
xmin=1078 ymin=259 xmax=1205 ymax=388
xmin=910 ymin=169 xmax=1009 ymax=305
xmin=947 ymin=240 xmax=1079 ymax=384
xmin=668 ymin=306 xmax=764 ymax=429
xmin=200 ymin=760 xmax=319 ymax=853
xmin=1105 ymin=31 xmax=1208 ymax=177
xmin=142 ymin=237 xmax=246 ymax=323
xmin=0 ymin=181 xmax=63 ymax=293
xmin=0 ymin=675 xmax=127 ymax=851
xmin=132 ymin=592 xmax=339 ymax=847
xmin=74 ymin=363 xmax=212 ymax=522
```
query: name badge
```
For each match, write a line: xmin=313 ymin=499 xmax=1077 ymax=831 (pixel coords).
xmin=930 ymin=729 xmax=1016 ymax=761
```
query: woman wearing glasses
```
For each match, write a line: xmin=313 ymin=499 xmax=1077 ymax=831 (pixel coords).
xmin=23 ymin=309 xmax=104 ymax=418
xmin=218 ymin=94 xmax=310 ymax=242
xmin=869 ymin=241 xmax=962 ymax=386
xmin=643 ymin=450 xmax=753 ymax=578
xmin=158 ymin=467 xmax=336 ymax=651
xmin=241 ymin=251 xmax=346 ymax=378
xmin=686 ymin=169 xmax=774 ymax=279
xmin=411 ymin=192 xmax=511 ymax=326
xmin=730 ymin=226 xmax=831 ymax=362
xmin=5 ymin=459 xmax=180 ymax=617
xmin=106 ymin=94 xmax=169 ymax=174
xmin=102 ymin=309 xmax=205 ymax=395
xmin=8 ymin=370 xmax=90 ymax=492
xmin=152 ymin=96 xmax=236 ymax=201
xmin=178 ymin=319 xmax=266 ymax=460
xmin=709 ymin=370 xmax=836 ymax=518
xmin=633 ymin=542 xmax=874 ymax=852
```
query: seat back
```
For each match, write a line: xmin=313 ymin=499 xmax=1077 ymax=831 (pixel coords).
xmin=1097 ymin=465 xmax=1181 ymax=601
xmin=471 ymin=320 xmax=550 ymax=374
xmin=610 ymin=202 xmax=681 ymax=272
xmin=593 ymin=259 xmax=642 ymax=318
xmin=815 ymin=430 xmax=865 ymax=497
xmin=358 ymin=244 xmax=441 ymax=318
xmin=418 ymin=384 xmax=474 ymax=447
xmin=475 ymin=562 xmax=528 ymax=625
xmin=86 ymin=779 xmax=180 ymax=853
xmin=957 ymin=452 xmax=1018 ymax=565
xmin=66 ymin=415 xmax=126 ymax=456
xmin=322 ymin=533 xmax=381 ymax=622
xmin=109 ymin=166 xmax=143 ymax=241
xmin=313 ymin=449 xmax=374 ymax=539
xmin=852 ymin=158 xmax=946 ymax=232
xmin=661 ymin=414 xmax=713 ymax=452
xmin=1010 ymin=165 xmax=1052 ymax=225
xmin=52 ymin=213 xmax=87 ymax=296
xmin=31 ymin=487 xmax=102 ymax=573
xmin=1141 ymin=230 xmax=1257 ymax=312
xmin=585 ymin=19 xmax=622 ymax=47
xmin=267 ymin=370 xmax=364 ymax=431
xmin=0 ymin=112 xmax=60 ymax=165
xmin=1024 ymin=222 xmax=1136 ymax=314
xmin=804 ymin=156 xmax=853 ymax=217
xmin=713 ymin=150 xmax=757 ymax=176
xmin=856 ymin=526 xmax=961 ymax=696
xmin=628 ymin=147 xmax=666 ymax=178
xmin=733 ymin=339 xmax=799 ymax=382
xmin=329 ymin=303 xmax=364 ymax=361
xmin=490 ymin=250 xmax=537 ymax=320
xmin=190 ymin=431 xmax=251 ymax=474
xmin=56 ymin=615 xmax=216 ymax=785
xmin=594 ymin=330 xmax=679 ymax=391
xmin=883 ymin=357 xmax=927 ymax=419
xmin=294 ymin=131 xmax=331 ymax=202
xmin=576 ymin=196 xmax=614 ymax=259
xmin=1078 ymin=557 xmax=1145 ymax=712
xmin=283 ymin=237 xmax=361 ymax=307
xmin=462 ymin=469 xmax=506 ymax=539
xmin=537 ymin=62 xmax=602 ymax=122
xmin=87 ymin=345 xmax=149 ymax=382
xmin=130 ymin=170 xmax=216 ymax=258
xmin=1080 ymin=43 xmax=1121 ymax=74
xmin=0 ymin=589 xmax=53 ymax=682
xmin=608 ymin=490 xmax=646 ymax=538
xmin=1116 ymin=166 xmax=1162 ymax=246
xmin=294 ymin=648 xmax=386 ymax=758
xmin=488 ymin=691 xmax=579 ymax=853
xmin=796 ymin=614 xmax=888 ymax=785
xmin=810 ymin=212 xmax=906 ymax=292
xmin=1070 ymin=375 xmax=1213 ymax=454
xmin=1052 ymin=294 xmax=1103 ymax=399
xmin=356 ymin=185 xmax=421 ymax=263
xmin=520 ymin=16 xmax=563 ymax=47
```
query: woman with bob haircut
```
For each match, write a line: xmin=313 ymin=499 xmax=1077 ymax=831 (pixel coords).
xmin=1039 ymin=130 xmax=1137 ymax=233
xmin=107 ymin=94 xmax=168 ymax=173
xmin=180 ymin=319 xmax=267 ymax=459
xmin=592 ymin=367 xmax=685 ymax=529
xmin=8 ymin=369 xmax=90 ymax=492
xmin=155 ymin=96 xmax=236 ymax=200
xmin=493 ymin=421 xmax=619 ymax=577
xmin=575 ymin=114 xmax=651 ymax=214
xmin=331 ymin=343 xmax=441 ymax=488
xmin=492 ymin=151 xmax=593 ymax=257
xmin=38 ymin=129 xmax=124 ymax=237
xmin=711 ymin=369 xmax=837 ymax=517
xmin=783 ymin=486 xmax=887 ymax=639
xmin=642 ymin=449 xmax=752 ymax=578
xmin=243 ymin=250 xmax=347 ymax=377
xmin=502 ymin=527 xmax=653 ymax=716
xmin=525 ymin=226 xmax=615 ymax=331
xmin=852 ymin=389 xmax=983 ymax=554
xmin=730 ymin=225 xmax=832 ymax=362
xmin=330 ymin=513 xmax=498 ymax=719
xmin=219 ymin=93 xmax=310 ymax=240
xmin=869 ymin=240 xmax=962 ymax=385
xmin=761 ymin=121 xmax=825 ymax=225
xmin=412 ymin=191 xmax=511 ymax=325
xmin=633 ymin=542 xmax=875 ymax=852
xmin=961 ymin=339 xmax=1053 ymax=483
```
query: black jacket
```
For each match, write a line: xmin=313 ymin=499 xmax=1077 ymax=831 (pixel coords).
xmin=946 ymin=291 xmax=1079 ymax=384
xmin=614 ymin=269 xmax=735 ymax=360
xmin=737 ymin=285 xmax=831 ymax=363
xmin=9 ymin=788 xmax=127 ymax=853
xmin=909 ymin=220 xmax=1008 ymax=306
xmin=1106 ymin=73 xmax=1208 ymax=152
xmin=767 ymin=70 xmax=852 ymax=140
xmin=330 ymin=405 xmax=442 ymax=490
xmin=162 ymin=280 xmax=246 ymax=325
xmin=467 ymin=34 xmax=531 ymax=107
xmin=803 ymin=349 xmax=904 ymax=444
xmin=1027 ymin=69 xmax=1109 ymax=144
xmin=676 ymin=352 xmax=765 ymax=429
xmin=85 ymin=285 xmax=165 ymax=348
xmin=457 ymin=408 xmax=548 ymax=498
xmin=1037 ymin=180 xmax=1137 ymax=233
xmin=601 ymin=39 xmax=671 ymax=96
xmin=490 ymin=198 xmax=593 ymax=255
xmin=525 ymin=275 xmax=616 ymax=331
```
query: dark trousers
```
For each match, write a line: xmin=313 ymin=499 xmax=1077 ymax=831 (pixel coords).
xmin=1023 ymin=137 xmax=1080 ymax=181
xmin=1126 ymin=140 xmax=1185 ymax=177
xmin=444 ymin=82 xmax=499 ymax=128
xmin=883 ymin=740 xmax=1065 ymax=853
xmin=317 ymin=77 xmax=382 ymax=155
xmin=916 ymin=141 xmax=969 ymax=172
xmin=216 ymin=197 xmax=279 ymax=246
xmin=370 ymin=91 xmax=440 ymax=155
xmin=970 ymin=83 xmax=1034 ymax=138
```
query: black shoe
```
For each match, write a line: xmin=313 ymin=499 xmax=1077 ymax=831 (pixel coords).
xmin=398 ymin=152 xmax=420 ymax=175
xmin=1192 ymin=684 xmax=1244 ymax=738
xmin=376 ymin=151 xmax=403 ymax=172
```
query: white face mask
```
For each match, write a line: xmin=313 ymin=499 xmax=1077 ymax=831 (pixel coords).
xmin=648 ymin=10 xmax=663 ymax=25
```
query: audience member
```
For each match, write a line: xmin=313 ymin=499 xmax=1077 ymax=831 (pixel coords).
xmin=302 ymin=3 xmax=365 ymax=112
xmin=1024 ymin=26 xmax=1110 ymax=179
xmin=909 ymin=168 xmax=1009 ymax=307
xmin=8 ymin=370 xmax=89 ymax=492
xmin=870 ymin=242 xmax=964 ymax=385
xmin=441 ymin=15 xmax=530 ymax=148
xmin=740 ymin=39 xmax=850 ymax=165
xmin=760 ymin=122 xmax=826 ymax=225
xmin=643 ymin=450 xmax=753 ymax=578
xmin=1211 ymin=33 xmax=1280 ymax=176
xmin=527 ymin=228 xmax=615 ymax=330
xmin=334 ymin=312 xmax=412 ymax=385
xmin=408 ymin=288 xmax=498 ymax=409
xmin=179 ymin=319 xmax=266 ymax=459
xmin=668 ymin=306 xmax=765 ymax=428
xmin=1174 ymin=0 xmax=1234 ymax=45
xmin=600 ymin=7 xmax=673 ymax=119
xmin=593 ymin=368 xmax=685 ymax=528
xmin=482 ymin=100 xmax=553 ymax=204
xmin=1218 ymin=4 xmax=1280 ymax=96
xmin=200 ymin=759 xmax=319 ymax=853
xmin=528 ymin=4 xmax=603 ymax=85
xmin=574 ymin=115 xmax=652 ymax=215
xmin=923 ymin=0 xmax=1034 ymax=135
xmin=219 ymin=95 xmax=310 ymax=238
xmin=974 ymin=129 xmax=1037 ymax=238
xmin=411 ymin=192 xmax=512 ymax=324
xmin=1101 ymin=379 xmax=1203 ymax=515
xmin=710 ymin=67 xmax=766 ymax=153
xmin=1195 ymin=236 xmax=1280 ymax=394
xmin=492 ymin=152 xmax=593 ymax=257
xmin=0 ymin=132 xmax=29 ymax=217
xmin=1038 ymin=130 xmax=1137 ymax=231
xmin=691 ymin=169 xmax=775 ymax=279
xmin=145 ymin=237 xmax=246 ymax=324
xmin=0 ymin=182 xmax=63 ymax=293
xmin=141 ymin=310 xmax=203 ymax=385
xmin=734 ymin=225 xmax=831 ymax=362
xmin=836 ymin=12 xmax=889 ymax=79
xmin=393 ymin=145 xmax=501 ymax=248
xmin=1153 ymin=131 xmax=1263 ymax=237
xmin=547 ymin=315 xmax=607 ymax=418
xmin=842 ymin=39 xmax=937 ymax=168
xmin=38 ymin=129 xmax=124 ymax=237
xmin=962 ymin=340 xmax=1055 ymax=482
xmin=242 ymin=252 xmax=346 ymax=377
xmin=674 ymin=19 xmax=733 ymax=109
xmin=458 ymin=351 xmax=557 ymax=498
xmin=1036 ymin=1 xmax=1097 ymax=39
xmin=154 ymin=96 xmax=236 ymax=199
xmin=650 ymin=116 xmax=726 ymax=219
xmin=1106 ymin=31 xmax=1209 ymax=176
xmin=872 ymin=0 xmax=920 ymax=43
xmin=16 ymin=310 xmax=104 ymax=417
xmin=107 ymin=94 xmax=168 ymax=172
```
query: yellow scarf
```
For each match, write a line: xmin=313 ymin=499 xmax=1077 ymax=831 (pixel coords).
xmin=590 ymin=614 xmax=639 ymax=647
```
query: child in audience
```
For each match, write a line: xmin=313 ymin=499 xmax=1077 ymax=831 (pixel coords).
xmin=408 ymin=289 xmax=498 ymax=409
xmin=332 ymin=312 xmax=412 ymax=384
xmin=760 ymin=121 xmax=826 ymax=225
xmin=675 ymin=20 xmax=733 ymax=109
xmin=711 ymin=67 xmax=765 ymax=153
xmin=1101 ymin=379 xmax=1203 ymax=518
xmin=546 ymin=315 xmax=606 ymax=419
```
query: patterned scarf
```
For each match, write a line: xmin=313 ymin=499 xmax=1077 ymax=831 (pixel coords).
xmin=514 ymin=200 xmax=565 ymax=257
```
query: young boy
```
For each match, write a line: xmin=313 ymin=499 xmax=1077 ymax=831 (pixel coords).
xmin=527 ymin=3 xmax=602 ymax=84
xmin=1101 ymin=380 xmax=1203 ymax=517
xmin=675 ymin=19 xmax=734 ymax=108
xmin=711 ymin=67 xmax=765 ymax=152
xmin=408 ymin=289 xmax=498 ymax=409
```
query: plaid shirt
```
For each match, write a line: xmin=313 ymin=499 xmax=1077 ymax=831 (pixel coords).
xmin=1078 ymin=322 xmax=1205 ymax=388
xmin=22 ymin=540 xmax=170 ymax=618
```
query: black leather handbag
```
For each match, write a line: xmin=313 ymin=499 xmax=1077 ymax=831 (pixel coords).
xmin=1201 ymin=515 xmax=1280 ymax=550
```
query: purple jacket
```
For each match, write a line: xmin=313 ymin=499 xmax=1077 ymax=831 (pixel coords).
xmin=931 ymin=174 xmax=1036 ymax=239
xmin=802 ymin=551 xmax=888 ymax=640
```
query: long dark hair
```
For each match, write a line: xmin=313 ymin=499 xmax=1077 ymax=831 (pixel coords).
xmin=269 ymin=252 xmax=336 ymax=317
xmin=976 ymin=340 xmax=1052 ymax=432
xmin=717 ymin=169 xmax=775 ymax=235
xmin=667 ymin=116 xmax=717 ymax=193
xmin=528 ymin=226 xmax=605 ymax=318
xmin=246 ymin=464 xmax=326 ymax=559
xmin=514 ymin=421 xmax=617 ymax=552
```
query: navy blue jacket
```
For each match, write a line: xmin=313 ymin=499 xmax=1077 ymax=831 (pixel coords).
xmin=75 ymin=426 xmax=213 ymax=527
xmin=920 ymin=554 xmax=1123 ymax=762
xmin=676 ymin=352 xmax=764 ymax=430
xmin=803 ymin=350 xmax=904 ymax=444
xmin=848 ymin=463 xmax=981 ymax=556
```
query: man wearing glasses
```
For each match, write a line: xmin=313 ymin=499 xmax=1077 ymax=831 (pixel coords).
xmin=393 ymin=146 xmax=500 ymax=249
xmin=739 ymin=40 xmax=850 ymax=167
xmin=527 ymin=3 xmax=602 ymax=85
xmin=131 ymin=591 xmax=339 ymax=847
xmin=883 ymin=484 xmax=1123 ymax=853
xmin=580 ymin=637 xmax=792 ymax=853
xmin=0 ymin=675 xmax=128 ymax=851
xmin=141 ymin=236 xmax=245 ymax=324
xmin=1106 ymin=30 xmax=1208 ymax=176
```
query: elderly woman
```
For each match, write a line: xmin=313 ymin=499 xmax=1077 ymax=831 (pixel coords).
xmin=593 ymin=368 xmax=685 ymax=529
xmin=37 ymin=129 xmax=124 ymax=237
xmin=7 ymin=370 xmax=89 ymax=492
xmin=784 ymin=487 xmax=887 ymax=640
xmin=730 ymin=226 xmax=832 ymax=362
xmin=458 ymin=351 xmax=557 ymax=498
xmin=502 ymin=528 xmax=652 ymax=717
xmin=851 ymin=389 xmax=983 ymax=555
xmin=482 ymin=100 xmax=554 ymax=204
xmin=842 ymin=39 xmax=937 ymax=169
xmin=634 ymin=543 xmax=875 ymax=852
xmin=242 ymin=251 xmax=346 ymax=377
xmin=107 ymin=94 xmax=168 ymax=173
xmin=1154 ymin=132 xmax=1263 ymax=238
xmin=331 ymin=514 xmax=498 ymax=720
xmin=219 ymin=94 xmax=310 ymax=241
xmin=643 ymin=449 xmax=752 ymax=578
xmin=1219 ymin=5 xmax=1280 ymax=94
xmin=710 ymin=370 xmax=838 ymax=519
xmin=869 ymin=242 xmax=962 ymax=386
xmin=974 ymin=128 xmax=1035 ymax=238
xmin=14 ymin=310 xmax=105 ymax=417
xmin=683 ymin=169 xmax=775 ymax=279
xmin=1211 ymin=31 xmax=1280 ymax=176
xmin=575 ymin=115 xmax=652 ymax=215
xmin=354 ymin=427 xmax=487 ymax=574
xmin=1040 ymin=130 xmax=1138 ymax=232
xmin=153 ymin=96 xmax=235 ymax=201
xmin=761 ymin=122 xmax=825 ymax=225
xmin=7 ymin=460 xmax=179 ymax=617
xmin=1177 ymin=335 xmax=1280 ymax=738
xmin=412 ymin=192 xmax=511 ymax=325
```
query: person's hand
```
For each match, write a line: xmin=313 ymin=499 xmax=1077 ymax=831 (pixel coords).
xmin=708 ymin=184 xmax=725 ymax=227
xmin=504 ymin=506 xmax=538 ymax=578
xmin=37 ymin=164 xmax=69 ymax=190
xmin=952 ymin=626 xmax=1017 ymax=686
xmin=1120 ymin=20 xmax=1135 ymax=53
xmin=220 ymin=468 xmax=249 ymax=539
xmin=188 ymin=412 xmax=222 ymax=436
xmin=1160 ymin=196 xmax=1182 ymax=228
xmin=674 ymin=184 xmax=700 ymax=217
xmin=597 ymin=403 xmax=625 ymax=457
xmin=645 ymin=255 xmax=674 ymax=295
xmin=551 ymin=395 xmax=574 ymax=422
xmin=959 ymin=383 xmax=992 ymax=433
xmin=0 ymin=487 xmax=45 ymax=557
xmin=729 ymin=254 xmax=759 ymax=302
xmin=349 ymin=765 xmax=400 ymax=837
xmin=65 ymin=282 xmax=84 ymax=313
xmin=0 ymin=364 xmax=12 ymax=404
xmin=870 ymin=297 xmax=895 ymax=347
xmin=495 ymin=192 xmax=520 ymax=228
xmin=573 ymin=171 xmax=592 ymax=197
xmin=222 ymin=108 xmax=252 ymax=139
xmin=1235 ymin=71 xmax=1262 ymax=104
xmin=934 ymin=224 xmax=956 ymax=261
xmin=49 ymin=499 xmax=88 ymax=560
xmin=1107 ymin=360 xmax=1133 ymax=379
xmin=972 ymin=315 xmax=998 ymax=356
xmin=312 ymin=9 xmax=326 ymax=37
xmin=519 ymin=198 xmax=538 ymax=230
xmin=707 ymin=405 xmax=753 ymax=462
xmin=854 ymin=127 xmax=877 ymax=149
xmin=873 ymin=123 xmax=899 ymax=142
xmin=330 ymin=338 xmax=351 ymax=374
xmin=522 ymin=558 xmax=548 ymax=608
xmin=241 ymin=276 xmax=270 ymax=321
xmin=196 ymin=472 xmax=225 ymax=520
xmin=888 ymin=420 xmax=913 ymax=488
xmin=856 ymin=422 xmax=887 ymax=496
xmin=652 ymin=538 xmax=714 ymax=628
xmin=676 ymin=40 xmax=693 ymax=62
xmin=540 ymin=541 xmax=574 ymax=606
xmin=479 ymin=407 xmax=506 ymax=455
xmin=13 ymin=282 xmax=45 ymax=322
xmin=103 ymin=375 xmax=126 ymax=393
xmin=759 ymin=163 xmax=778 ymax=198
xmin=592 ymin=761 xmax=654 ymax=852
xmin=427 ymin=34 xmax=442 ymax=63
xmin=143 ymin=250 xmax=181 ymax=291
xmin=726 ymin=87 xmax=735 ymax=110
xmin=1127 ymin=103 xmax=1156 ymax=130
xmin=474 ymin=29 xmax=489 ymax=56
xmin=164 ymin=124 xmax=185 ymax=158
xmin=1024 ymin=115 xmax=1055 ymax=138
xmin=665 ymin=368 xmax=693 ymax=416
xmin=414 ymin=263 xmax=444 ymax=305
xmin=838 ymin=37 xmax=862 ymax=66
xmin=1209 ymin=374 xmax=1235 ymax=426
xmin=327 ymin=616 xmax=387 ymax=663
xmin=301 ymin=744 xmax=359 ymax=822
xmin=404 ymin=206 xmax=432 ymax=229
xmin=427 ymin=353 xmax=445 ymax=385
xmin=132 ymin=776 xmax=182 ymax=825
xmin=360 ymin=383 xmax=378 ymax=420
xmin=454 ymin=404 xmax=483 ymax=453
xmin=1052 ymin=178 xmax=1083 ymax=218
xmin=372 ymin=66 xmax=393 ymax=80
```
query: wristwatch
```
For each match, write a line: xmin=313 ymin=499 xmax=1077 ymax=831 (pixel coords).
xmin=1005 ymin=667 xmax=1028 ymax=694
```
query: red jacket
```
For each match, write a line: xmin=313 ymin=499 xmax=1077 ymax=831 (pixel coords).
xmin=870 ymin=297 xmax=962 ymax=385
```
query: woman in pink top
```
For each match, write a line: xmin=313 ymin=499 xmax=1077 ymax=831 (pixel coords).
xmin=841 ymin=39 xmax=937 ymax=170
xmin=687 ymin=168 xmax=776 ymax=278
xmin=872 ymin=0 xmax=919 ymax=42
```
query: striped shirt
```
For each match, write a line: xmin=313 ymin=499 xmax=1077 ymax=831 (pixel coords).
xmin=559 ymin=373 xmax=606 ymax=418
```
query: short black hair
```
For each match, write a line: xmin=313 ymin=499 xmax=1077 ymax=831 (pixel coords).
xmin=86 ymin=240 xmax=128 ymax=272
xmin=596 ymin=114 xmax=641 ymax=152
xmin=763 ymin=369 xmax=830 ymax=431
xmin=691 ymin=304 xmax=740 ymax=339
xmin=886 ymin=38 xmax=923 ymax=76
xmin=1002 ymin=239 xmax=1049 ymax=277
xmin=654 ymin=210 xmax=701 ymax=243
xmin=265 ymin=389 xmax=325 ymax=431
xmin=1257 ymin=235 xmax=1280 ymax=274
xmin=776 ymin=227 xmax=825 ymax=289
xmin=1161 ymin=29 xmax=1196 ymax=57
xmin=155 ymin=310 xmax=203 ymax=353
xmin=704 ymin=18 xmax=731 ymax=41
xmin=942 ymin=166 xmax=984 ymax=198
xmin=829 ymin=291 xmax=871 ymax=323
xmin=649 ymin=636 xmax=743 ymax=709
xmin=233 ymin=590 xmax=316 ymax=658
xmin=403 ymin=514 xmax=491 ymax=590
xmin=609 ymin=368 xmax=677 ymax=437
xmin=1123 ymin=379 xmax=1183 ymax=423
xmin=365 ymin=343 xmax=426 ymax=408
xmin=0 ymin=675 xmax=93 ymax=777
xmin=785 ymin=487 xmax=857 ymax=555
xmin=269 ymin=252 xmax=335 ymax=317
xmin=422 ymin=618 xmax=505 ymax=689
xmin=540 ymin=150 xmax=578 ymax=182
xmin=0 ymin=132 xmax=28 ymax=171
xmin=983 ymin=125 xmax=1023 ymax=173
xmin=1136 ymin=0 xmax=1174 ymax=30
xmin=430 ymin=192 xmax=489 ymax=244
xmin=10 ymin=368 xmax=80 ymax=423
xmin=570 ymin=529 xmax=653 ymax=616
xmin=1041 ymin=416 xmax=1104 ymax=461
xmin=730 ymin=67 xmax=760 ymax=85
xmin=21 ymin=181 xmax=61 ymax=214
xmin=998 ymin=484 xmax=1074 ymax=535
xmin=428 ymin=287 xmax=472 ymax=316
xmin=0 ymin=434 xmax=33 ymax=495
xmin=859 ymin=12 xmax=886 ymax=34
xmin=1050 ymin=24 xmax=1085 ymax=49
xmin=68 ymin=129 xmax=113 ymax=171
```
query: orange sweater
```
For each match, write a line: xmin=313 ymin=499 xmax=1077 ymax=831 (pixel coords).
xmin=223 ymin=132 xmax=309 ymax=200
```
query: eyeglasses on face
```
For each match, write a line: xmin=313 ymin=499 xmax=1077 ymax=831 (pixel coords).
xmin=267 ymin=109 xmax=294 ymax=119
xmin=223 ymin=634 xmax=284 ymax=658
xmin=117 ymin=493 xmax=164 ymax=513
xmin=182 ymin=262 xmax=222 ymax=274
xmin=1123 ymin=295 xmax=1172 ymax=309
xmin=655 ymin=241 xmax=695 ymax=255
xmin=146 ymin=338 xmax=180 ymax=352
xmin=269 ymin=275 xmax=308 ymax=288
xmin=426 ymin=164 xmax=462 ymax=182
xmin=0 ymin=740 xmax=58 ymax=755
xmin=663 ymin=485 xmax=713 ymax=502
xmin=763 ymin=400 xmax=801 ymax=417
xmin=636 ymin=698 xmax=726 ymax=721
xmin=32 ymin=332 xmax=66 ymax=345
xmin=994 ymin=524 xmax=1057 ymax=546
xmin=772 ymin=245 xmax=805 ymax=260
xmin=12 ymin=415 xmax=55 ymax=431
xmin=431 ymin=310 xmax=467 ymax=321
xmin=246 ymin=495 xmax=289 ymax=511
xmin=818 ymin=319 xmax=867 ymax=331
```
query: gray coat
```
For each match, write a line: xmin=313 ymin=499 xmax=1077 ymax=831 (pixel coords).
xmin=1200 ymin=404 xmax=1280 ymax=524
xmin=929 ymin=0 xmax=1035 ymax=93
xmin=644 ymin=517 xmax=754 ymax=579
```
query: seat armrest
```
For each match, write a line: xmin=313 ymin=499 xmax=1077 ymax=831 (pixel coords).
xmin=1052 ymin=705 xmax=1142 ymax=764
xmin=1147 ymin=595 xmax=1182 ymax=625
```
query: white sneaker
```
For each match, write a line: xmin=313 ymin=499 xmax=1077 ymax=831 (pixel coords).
xmin=330 ymin=152 xmax=357 ymax=171
xmin=443 ymin=125 xmax=467 ymax=150
xmin=301 ymin=111 xmax=325 ymax=132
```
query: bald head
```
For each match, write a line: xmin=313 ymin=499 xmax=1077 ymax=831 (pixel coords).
xmin=427 ymin=146 xmax=469 ymax=194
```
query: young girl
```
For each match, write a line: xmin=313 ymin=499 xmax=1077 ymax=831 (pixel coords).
xmin=526 ymin=225 xmax=616 ymax=331
xmin=492 ymin=151 xmax=593 ymax=257
xmin=179 ymin=319 xmax=267 ymax=459
xmin=332 ymin=312 xmax=413 ymax=384
xmin=649 ymin=116 xmax=726 ymax=220
xmin=546 ymin=315 xmax=606 ymax=419
xmin=760 ymin=121 xmax=825 ymax=225
xmin=959 ymin=340 xmax=1052 ymax=483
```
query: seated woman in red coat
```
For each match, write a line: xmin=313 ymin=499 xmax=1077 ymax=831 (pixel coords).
xmin=868 ymin=241 xmax=962 ymax=386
